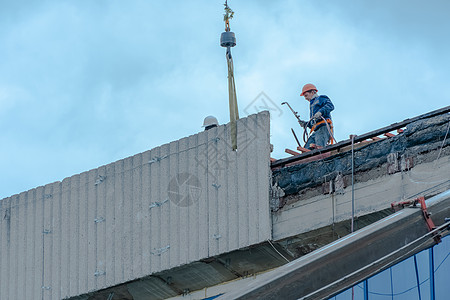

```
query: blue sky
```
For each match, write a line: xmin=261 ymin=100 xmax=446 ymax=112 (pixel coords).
xmin=1 ymin=0 xmax=450 ymax=200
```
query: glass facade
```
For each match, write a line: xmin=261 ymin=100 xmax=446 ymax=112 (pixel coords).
xmin=331 ymin=235 xmax=450 ymax=300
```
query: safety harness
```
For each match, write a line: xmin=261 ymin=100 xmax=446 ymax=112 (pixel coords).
xmin=310 ymin=118 xmax=335 ymax=145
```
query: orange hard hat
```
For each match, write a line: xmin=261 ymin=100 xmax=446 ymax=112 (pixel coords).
xmin=300 ymin=83 xmax=318 ymax=96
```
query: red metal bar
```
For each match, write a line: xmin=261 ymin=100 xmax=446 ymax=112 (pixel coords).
xmin=391 ymin=199 xmax=416 ymax=211
xmin=391 ymin=196 xmax=442 ymax=244
xmin=417 ymin=196 xmax=441 ymax=243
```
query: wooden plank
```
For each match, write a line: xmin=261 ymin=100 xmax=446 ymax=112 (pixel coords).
xmin=297 ymin=146 xmax=310 ymax=153
xmin=285 ymin=149 xmax=301 ymax=156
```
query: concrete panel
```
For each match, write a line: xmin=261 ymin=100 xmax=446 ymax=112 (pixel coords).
xmin=43 ymin=183 xmax=54 ymax=299
xmin=10 ymin=195 xmax=19 ymax=300
xmin=35 ymin=187 xmax=45 ymax=298
xmin=69 ymin=174 xmax=80 ymax=296
xmin=16 ymin=193 xmax=27 ymax=300
xmin=51 ymin=181 xmax=63 ymax=300
xmin=139 ymin=150 xmax=152 ymax=278
xmin=0 ymin=111 xmax=271 ymax=299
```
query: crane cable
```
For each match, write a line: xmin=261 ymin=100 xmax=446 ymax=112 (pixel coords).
xmin=224 ymin=0 xmax=233 ymax=31
xmin=227 ymin=48 xmax=239 ymax=151
xmin=222 ymin=1 xmax=239 ymax=151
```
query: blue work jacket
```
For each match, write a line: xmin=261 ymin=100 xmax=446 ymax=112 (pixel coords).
xmin=308 ymin=95 xmax=334 ymax=129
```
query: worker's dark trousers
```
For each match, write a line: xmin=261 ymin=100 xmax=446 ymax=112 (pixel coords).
xmin=305 ymin=125 xmax=330 ymax=149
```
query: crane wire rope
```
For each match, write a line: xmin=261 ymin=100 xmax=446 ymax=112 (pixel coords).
xmin=222 ymin=1 xmax=239 ymax=151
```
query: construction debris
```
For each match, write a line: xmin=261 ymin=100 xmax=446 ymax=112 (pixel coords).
xmin=272 ymin=113 xmax=450 ymax=197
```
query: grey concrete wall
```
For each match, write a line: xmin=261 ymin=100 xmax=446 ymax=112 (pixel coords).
xmin=0 ymin=111 xmax=272 ymax=300
xmin=272 ymin=154 xmax=450 ymax=241
xmin=273 ymin=114 xmax=450 ymax=196
xmin=272 ymin=114 xmax=450 ymax=240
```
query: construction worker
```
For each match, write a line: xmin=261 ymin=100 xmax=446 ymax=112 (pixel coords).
xmin=202 ymin=116 xmax=219 ymax=131
xmin=300 ymin=83 xmax=334 ymax=149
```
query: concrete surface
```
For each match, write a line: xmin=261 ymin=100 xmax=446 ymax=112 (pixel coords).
xmin=0 ymin=112 xmax=272 ymax=300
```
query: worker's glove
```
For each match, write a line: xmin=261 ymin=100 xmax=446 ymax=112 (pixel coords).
xmin=299 ymin=120 xmax=307 ymax=128
xmin=313 ymin=111 xmax=322 ymax=121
